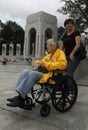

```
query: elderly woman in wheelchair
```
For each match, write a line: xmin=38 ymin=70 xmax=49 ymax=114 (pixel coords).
xmin=7 ymin=39 xmax=77 ymax=116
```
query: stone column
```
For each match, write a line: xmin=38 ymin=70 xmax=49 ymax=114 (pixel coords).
xmin=24 ymin=36 xmax=29 ymax=58
xmin=16 ymin=44 xmax=20 ymax=57
xmin=38 ymin=35 xmax=42 ymax=56
xmin=41 ymin=34 xmax=45 ymax=56
xmin=9 ymin=44 xmax=13 ymax=56
xmin=37 ymin=34 xmax=45 ymax=57
xmin=28 ymin=36 xmax=31 ymax=55
xmin=35 ymin=35 xmax=39 ymax=57
xmin=9 ymin=44 xmax=13 ymax=61
xmin=2 ymin=44 xmax=6 ymax=56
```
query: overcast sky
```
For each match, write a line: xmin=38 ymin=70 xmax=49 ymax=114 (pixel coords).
xmin=0 ymin=0 xmax=68 ymax=29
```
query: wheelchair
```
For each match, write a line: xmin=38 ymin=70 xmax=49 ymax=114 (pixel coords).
xmin=19 ymin=70 xmax=78 ymax=117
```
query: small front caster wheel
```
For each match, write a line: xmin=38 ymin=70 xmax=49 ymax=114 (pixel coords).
xmin=40 ymin=104 xmax=51 ymax=117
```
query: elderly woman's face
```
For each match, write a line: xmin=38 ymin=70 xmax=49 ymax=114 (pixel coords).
xmin=46 ymin=42 xmax=56 ymax=53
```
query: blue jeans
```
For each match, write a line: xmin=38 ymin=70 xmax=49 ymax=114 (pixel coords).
xmin=67 ymin=56 xmax=80 ymax=78
xmin=15 ymin=69 xmax=43 ymax=99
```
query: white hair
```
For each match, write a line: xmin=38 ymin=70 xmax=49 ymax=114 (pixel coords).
xmin=46 ymin=39 xmax=58 ymax=47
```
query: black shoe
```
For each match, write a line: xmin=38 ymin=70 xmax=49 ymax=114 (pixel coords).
xmin=7 ymin=96 xmax=18 ymax=102
xmin=6 ymin=96 xmax=25 ymax=107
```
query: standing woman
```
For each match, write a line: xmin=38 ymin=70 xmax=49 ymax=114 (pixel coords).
xmin=60 ymin=19 xmax=81 ymax=78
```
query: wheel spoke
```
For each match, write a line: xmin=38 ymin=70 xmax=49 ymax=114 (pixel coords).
xmin=52 ymin=75 xmax=78 ymax=112
xmin=56 ymin=96 xmax=63 ymax=105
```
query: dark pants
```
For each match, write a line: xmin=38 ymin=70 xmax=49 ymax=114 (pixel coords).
xmin=67 ymin=56 xmax=80 ymax=79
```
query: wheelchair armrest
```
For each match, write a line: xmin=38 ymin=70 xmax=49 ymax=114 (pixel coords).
xmin=53 ymin=69 xmax=67 ymax=74
xmin=38 ymin=69 xmax=67 ymax=85
xmin=47 ymin=69 xmax=67 ymax=82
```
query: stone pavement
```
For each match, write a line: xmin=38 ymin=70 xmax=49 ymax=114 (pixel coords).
xmin=0 ymin=64 xmax=88 ymax=130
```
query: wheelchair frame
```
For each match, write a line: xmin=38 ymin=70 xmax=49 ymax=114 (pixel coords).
xmin=19 ymin=71 xmax=78 ymax=117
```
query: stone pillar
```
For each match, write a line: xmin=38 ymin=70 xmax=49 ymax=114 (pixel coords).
xmin=2 ymin=44 xmax=6 ymax=56
xmin=35 ymin=34 xmax=44 ymax=57
xmin=9 ymin=44 xmax=13 ymax=56
xmin=28 ymin=36 xmax=31 ymax=55
xmin=16 ymin=44 xmax=20 ymax=56
xmin=35 ymin=35 xmax=39 ymax=57
xmin=24 ymin=30 xmax=30 ymax=58
xmin=24 ymin=37 xmax=28 ymax=58
xmin=41 ymin=34 xmax=45 ymax=56
xmin=24 ymin=38 xmax=26 ymax=57
xmin=38 ymin=34 xmax=42 ymax=56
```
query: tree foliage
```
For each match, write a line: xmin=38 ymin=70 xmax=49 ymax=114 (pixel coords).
xmin=57 ymin=26 xmax=65 ymax=40
xmin=0 ymin=20 xmax=24 ymax=54
xmin=1 ymin=20 xmax=24 ymax=44
xmin=58 ymin=0 xmax=88 ymax=33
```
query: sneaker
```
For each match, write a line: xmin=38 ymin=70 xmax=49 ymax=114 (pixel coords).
xmin=6 ymin=96 xmax=24 ymax=107
xmin=7 ymin=96 xmax=18 ymax=102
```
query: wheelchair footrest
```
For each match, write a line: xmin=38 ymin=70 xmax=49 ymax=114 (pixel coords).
xmin=19 ymin=103 xmax=35 ymax=110
xmin=19 ymin=105 xmax=32 ymax=110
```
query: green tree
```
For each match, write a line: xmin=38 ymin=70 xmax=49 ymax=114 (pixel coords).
xmin=1 ymin=22 xmax=13 ymax=44
xmin=57 ymin=26 xmax=65 ymax=40
xmin=6 ymin=21 xmax=24 ymax=55
xmin=0 ymin=20 xmax=5 ymax=43
xmin=0 ymin=20 xmax=5 ymax=55
xmin=58 ymin=0 xmax=88 ymax=33
xmin=0 ymin=20 xmax=24 ymax=55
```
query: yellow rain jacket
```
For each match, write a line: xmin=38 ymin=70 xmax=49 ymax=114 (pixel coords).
xmin=34 ymin=49 xmax=67 ymax=84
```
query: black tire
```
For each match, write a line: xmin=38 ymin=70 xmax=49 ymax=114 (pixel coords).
xmin=52 ymin=75 xmax=78 ymax=112
xmin=31 ymin=84 xmax=52 ymax=105
xmin=40 ymin=104 xmax=51 ymax=117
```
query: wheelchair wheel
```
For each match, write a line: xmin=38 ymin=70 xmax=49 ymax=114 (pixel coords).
xmin=31 ymin=84 xmax=52 ymax=105
xmin=40 ymin=104 xmax=51 ymax=117
xmin=52 ymin=75 xmax=78 ymax=112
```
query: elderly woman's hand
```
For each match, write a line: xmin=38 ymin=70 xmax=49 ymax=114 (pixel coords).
xmin=33 ymin=62 xmax=45 ymax=71
xmin=40 ymin=62 xmax=45 ymax=68
xmin=33 ymin=64 xmax=40 ymax=70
